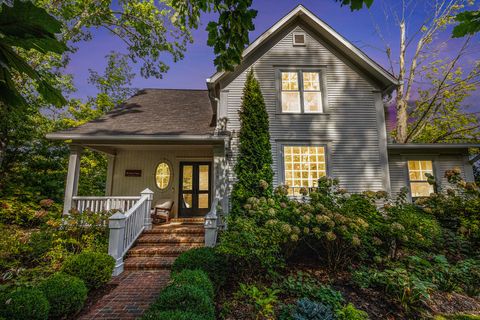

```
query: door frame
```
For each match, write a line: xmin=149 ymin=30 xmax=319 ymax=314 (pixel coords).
xmin=178 ymin=161 xmax=212 ymax=217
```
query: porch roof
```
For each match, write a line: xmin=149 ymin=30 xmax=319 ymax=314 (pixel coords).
xmin=47 ymin=89 xmax=215 ymax=140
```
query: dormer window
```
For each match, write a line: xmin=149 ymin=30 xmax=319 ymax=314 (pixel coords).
xmin=280 ymin=70 xmax=324 ymax=113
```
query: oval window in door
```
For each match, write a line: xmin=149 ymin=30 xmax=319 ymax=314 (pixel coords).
xmin=155 ymin=162 xmax=171 ymax=190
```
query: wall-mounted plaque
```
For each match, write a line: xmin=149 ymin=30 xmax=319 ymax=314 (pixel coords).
xmin=125 ymin=169 xmax=142 ymax=177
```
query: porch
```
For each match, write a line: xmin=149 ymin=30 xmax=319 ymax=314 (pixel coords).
xmin=61 ymin=140 xmax=228 ymax=275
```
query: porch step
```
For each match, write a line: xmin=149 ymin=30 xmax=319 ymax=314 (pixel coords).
xmin=127 ymin=244 xmax=203 ymax=257
xmin=122 ymin=221 xmax=205 ymax=271
xmin=124 ymin=257 xmax=176 ymax=270
xmin=143 ymin=225 xmax=204 ymax=235
xmin=170 ymin=217 xmax=205 ymax=224
xmin=136 ymin=234 xmax=205 ymax=245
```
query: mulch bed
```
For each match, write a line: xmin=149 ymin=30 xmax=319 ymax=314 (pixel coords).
xmin=427 ymin=292 xmax=480 ymax=316
xmin=216 ymin=261 xmax=480 ymax=320
xmin=74 ymin=283 xmax=118 ymax=319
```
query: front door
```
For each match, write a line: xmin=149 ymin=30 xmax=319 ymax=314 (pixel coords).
xmin=179 ymin=162 xmax=211 ymax=217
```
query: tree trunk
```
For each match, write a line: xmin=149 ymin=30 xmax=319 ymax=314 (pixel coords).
xmin=395 ymin=20 xmax=407 ymax=143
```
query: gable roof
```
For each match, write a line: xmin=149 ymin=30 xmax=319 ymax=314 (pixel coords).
xmin=47 ymin=89 xmax=215 ymax=141
xmin=207 ymin=5 xmax=399 ymax=92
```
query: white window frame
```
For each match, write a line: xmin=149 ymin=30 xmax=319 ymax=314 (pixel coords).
xmin=406 ymin=159 xmax=436 ymax=199
xmin=292 ymin=32 xmax=307 ymax=46
xmin=278 ymin=142 xmax=330 ymax=196
xmin=276 ymin=68 xmax=327 ymax=114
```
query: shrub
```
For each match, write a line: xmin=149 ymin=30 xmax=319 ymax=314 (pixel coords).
xmin=141 ymin=310 xmax=211 ymax=320
xmin=383 ymin=204 xmax=442 ymax=258
xmin=455 ymin=259 xmax=480 ymax=296
xmin=171 ymin=270 xmax=214 ymax=300
xmin=39 ymin=273 xmax=88 ymax=319
xmin=336 ymin=303 xmax=369 ymax=320
xmin=149 ymin=284 xmax=214 ymax=319
xmin=171 ymin=247 xmax=227 ymax=288
xmin=416 ymin=169 xmax=480 ymax=253
xmin=292 ymin=298 xmax=335 ymax=320
xmin=281 ymin=272 xmax=344 ymax=311
xmin=235 ymin=283 xmax=279 ymax=319
xmin=352 ymin=265 xmax=434 ymax=312
xmin=61 ymin=251 xmax=114 ymax=290
xmin=0 ymin=197 xmax=59 ymax=227
xmin=0 ymin=287 xmax=49 ymax=320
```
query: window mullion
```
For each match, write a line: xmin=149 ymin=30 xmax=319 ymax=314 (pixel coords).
xmin=299 ymin=70 xmax=304 ymax=113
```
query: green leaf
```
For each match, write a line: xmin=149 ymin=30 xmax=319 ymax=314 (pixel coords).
xmin=0 ymin=0 xmax=67 ymax=107
xmin=452 ymin=10 xmax=480 ymax=38
xmin=336 ymin=0 xmax=374 ymax=11
xmin=0 ymin=0 xmax=67 ymax=54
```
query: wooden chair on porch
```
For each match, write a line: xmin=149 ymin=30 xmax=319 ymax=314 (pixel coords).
xmin=151 ymin=199 xmax=174 ymax=224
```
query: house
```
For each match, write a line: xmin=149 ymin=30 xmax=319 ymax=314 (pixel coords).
xmin=47 ymin=5 xmax=477 ymax=273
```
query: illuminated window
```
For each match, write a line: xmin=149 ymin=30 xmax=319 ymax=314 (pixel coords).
xmin=283 ymin=146 xmax=326 ymax=196
xmin=155 ymin=162 xmax=171 ymax=190
xmin=408 ymin=160 xmax=434 ymax=198
xmin=280 ymin=70 xmax=323 ymax=113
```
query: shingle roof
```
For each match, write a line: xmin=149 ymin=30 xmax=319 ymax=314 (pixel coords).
xmin=51 ymin=89 xmax=215 ymax=137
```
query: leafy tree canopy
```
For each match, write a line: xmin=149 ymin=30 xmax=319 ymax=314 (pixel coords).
xmin=0 ymin=0 xmax=67 ymax=107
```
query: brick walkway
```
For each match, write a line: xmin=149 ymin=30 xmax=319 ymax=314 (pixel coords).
xmin=78 ymin=270 xmax=171 ymax=320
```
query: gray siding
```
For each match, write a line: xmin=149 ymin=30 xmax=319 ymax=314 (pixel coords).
xmin=221 ymin=23 xmax=386 ymax=193
xmin=388 ymin=153 xmax=471 ymax=196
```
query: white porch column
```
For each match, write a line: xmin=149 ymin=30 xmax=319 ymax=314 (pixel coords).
xmin=63 ymin=145 xmax=83 ymax=215
xmin=213 ymin=144 xmax=228 ymax=213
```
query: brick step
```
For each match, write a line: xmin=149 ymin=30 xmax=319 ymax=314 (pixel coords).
xmin=170 ymin=218 xmax=205 ymax=224
xmin=143 ymin=226 xmax=204 ymax=235
xmin=136 ymin=234 xmax=205 ymax=245
xmin=127 ymin=244 xmax=203 ymax=257
xmin=124 ymin=256 xmax=176 ymax=271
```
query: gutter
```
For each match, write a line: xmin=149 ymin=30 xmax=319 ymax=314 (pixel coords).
xmin=46 ymin=133 xmax=227 ymax=143
xmin=387 ymin=143 xmax=480 ymax=150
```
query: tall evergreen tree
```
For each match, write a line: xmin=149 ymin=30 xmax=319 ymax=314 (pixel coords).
xmin=231 ymin=69 xmax=273 ymax=213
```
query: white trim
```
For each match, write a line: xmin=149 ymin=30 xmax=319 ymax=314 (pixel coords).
xmin=388 ymin=143 xmax=480 ymax=150
xmin=207 ymin=5 xmax=398 ymax=89
xmin=292 ymin=31 xmax=306 ymax=46
xmin=46 ymin=133 xmax=226 ymax=142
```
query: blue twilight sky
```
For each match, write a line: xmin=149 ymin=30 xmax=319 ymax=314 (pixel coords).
xmin=66 ymin=0 xmax=480 ymax=106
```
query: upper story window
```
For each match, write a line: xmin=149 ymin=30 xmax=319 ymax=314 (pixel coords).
xmin=280 ymin=70 xmax=323 ymax=113
xmin=407 ymin=160 xmax=434 ymax=198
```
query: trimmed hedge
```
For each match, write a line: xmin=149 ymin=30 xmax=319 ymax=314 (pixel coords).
xmin=141 ymin=310 xmax=211 ymax=320
xmin=61 ymin=251 xmax=115 ymax=290
xmin=171 ymin=247 xmax=227 ymax=288
xmin=149 ymin=284 xmax=214 ymax=319
xmin=39 ymin=273 xmax=88 ymax=319
xmin=0 ymin=287 xmax=49 ymax=320
xmin=171 ymin=270 xmax=214 ymax=300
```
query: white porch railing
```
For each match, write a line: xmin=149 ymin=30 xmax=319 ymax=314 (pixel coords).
xmin=108 ymin=189 xmax=153 ymax=276
xmin=204 ymin=198 xmax=224 ymax=247
xmin=72 ymin=196 xmax=141 ymax=214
